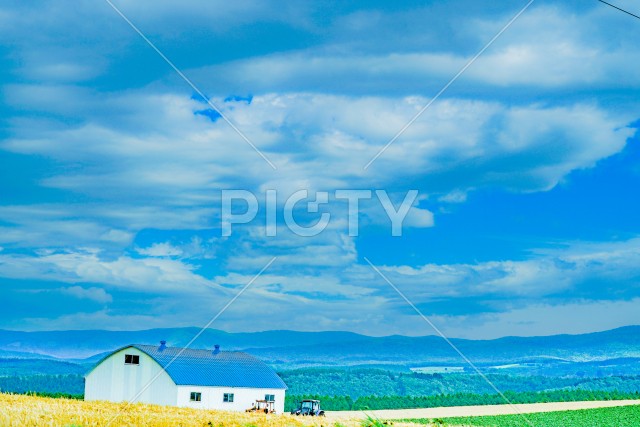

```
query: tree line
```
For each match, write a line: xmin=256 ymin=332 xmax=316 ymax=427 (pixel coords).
xmin=284 ymin=389 xmax=640 ymax=412
xmin=279 ymin=368 xmax=640 ymax=398
xmin=0 ymin=374 xmax=84 ymax=395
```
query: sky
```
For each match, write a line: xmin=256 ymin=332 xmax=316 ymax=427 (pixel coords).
xmin=1 ymin=0 xmax=639 ymax=338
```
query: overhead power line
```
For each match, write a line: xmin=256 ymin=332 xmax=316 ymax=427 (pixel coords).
xmin=596 ymin=0 xmax=640 ymax=20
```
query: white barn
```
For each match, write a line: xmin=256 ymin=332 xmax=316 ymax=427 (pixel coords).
xmin=85 ymin=342 xmax=287 ymax=413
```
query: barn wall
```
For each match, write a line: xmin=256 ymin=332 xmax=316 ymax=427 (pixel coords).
xmin=85 ymin=347 xmax=177 ymax=405
xmin=176 ymin=385 xmax=285 ymax=413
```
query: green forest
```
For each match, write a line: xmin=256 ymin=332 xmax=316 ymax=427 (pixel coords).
xmin=279 ymin=368 xmax=640 ymax=398
xmin=2 ymin=366 xmax=640 ymax=412
xmin=0 ymin=358 xmax=88 ymax=376
xmin=0 ymin=374 xmax=84 ymax=395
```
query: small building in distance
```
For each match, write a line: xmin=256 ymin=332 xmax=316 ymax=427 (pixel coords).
xmin=84 ymin=342 xmax=287 ymax=413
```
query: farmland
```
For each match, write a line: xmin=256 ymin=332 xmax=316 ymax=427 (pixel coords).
xmin=0 ymin=393 xmax=326 ymax=427
xmin=3 ymin=393 xmax=640 ymax=427
xmin=408 ymin=404 xmax=640 ymax=426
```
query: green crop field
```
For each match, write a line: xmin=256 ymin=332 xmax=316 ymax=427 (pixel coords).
xmin=407 ymin=405 xmax=640 ymax=426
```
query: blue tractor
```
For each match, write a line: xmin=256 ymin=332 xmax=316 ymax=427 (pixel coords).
xmin=290 ymin=399 xmax=325 ymax=416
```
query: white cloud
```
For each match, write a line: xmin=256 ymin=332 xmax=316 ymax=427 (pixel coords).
xmin=365 ymin=238 xmax=640 ymax=302
xmin=4 ymin=90 xmax=633 ymax=195
xmin=0 ymin=205 xmax=134 ymax=249
xmin=59 ymin=286 xmax=113 ymax=304
xmin=100 ymin=229 xmax=134 ymax=244
xmin=189 ymin=5 xmax=640 ymax=95
xmin=403 ymin=207 xmax=435 ymax=229
xmin=0 ymin=248 xmax=225 ymax=295
xmin=0 ymin=87 xmax=632 ymax=250
xmin=137 ymin=242 xmax=184 ymax=257
xmin=438 ymin=190 xmax=468 ymax=203
xmin=1 ymin=0 xmax=639 ymax=337
xmin=3 ymin=234 xmax=640 ymax=337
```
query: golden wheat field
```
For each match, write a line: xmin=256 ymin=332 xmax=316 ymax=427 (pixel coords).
xmin=0 ymin=394 xmax=340 ymax=427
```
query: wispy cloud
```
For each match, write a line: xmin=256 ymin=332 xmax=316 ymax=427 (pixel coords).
xmin=1 ymin=0 xmax=639 ymax=336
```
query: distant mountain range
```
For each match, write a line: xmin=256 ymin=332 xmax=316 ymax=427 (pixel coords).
xmin=1 ymin=326 xmax=639 ymax=370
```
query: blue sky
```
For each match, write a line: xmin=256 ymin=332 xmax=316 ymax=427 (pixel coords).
xmin=1 ymin=0 xmax=640 ymax=338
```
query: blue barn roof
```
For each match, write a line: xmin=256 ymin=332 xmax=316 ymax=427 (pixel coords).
xmin=94 ymin=344 xmax=287 ymax=389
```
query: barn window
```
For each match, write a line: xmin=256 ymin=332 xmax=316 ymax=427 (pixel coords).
xmin=124 ymin=354 xmax=140 ymax=365
xmin=190 ymin=392 xmax=202 ymax=402
xmin=265 ymin=394 xmax=275 ymax=402
xmin=223 ymin=393 xmax=234 ymax=403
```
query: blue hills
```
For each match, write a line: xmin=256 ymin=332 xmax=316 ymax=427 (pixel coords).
xmin=0 ymin=326 xmax=639 ymax=370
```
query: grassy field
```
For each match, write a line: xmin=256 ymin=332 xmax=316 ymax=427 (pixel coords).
xmin=0 ymin=393 xmax=328 ymax=427
xmin=4 ymin=393 xmax=640 ymax=427
xmin=407 ymin=405 xmax=640 ymax=426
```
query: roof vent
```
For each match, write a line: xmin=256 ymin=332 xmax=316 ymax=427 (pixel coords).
xmin=158 ymin=340 xmax=167 ymax=352
xmin=212 ymin=344 xmax=220 ymax=355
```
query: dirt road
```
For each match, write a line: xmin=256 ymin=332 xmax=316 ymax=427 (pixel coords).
xmin=325 ymin=399 xmax=640 ymax=421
